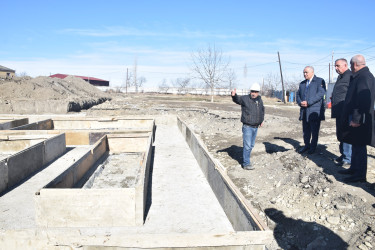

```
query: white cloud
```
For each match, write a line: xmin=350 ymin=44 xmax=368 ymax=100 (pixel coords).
xmin=60 ymin=26 xmax=254 ymax=39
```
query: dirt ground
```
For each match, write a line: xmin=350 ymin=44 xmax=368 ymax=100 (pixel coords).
xmin=2 ymin=77 xmax=375 ymax=249
xmin=88 ymin=93 xmax=375 ymax=250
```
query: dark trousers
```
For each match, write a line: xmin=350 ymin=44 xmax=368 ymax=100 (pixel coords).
xmin=350 ymin=145 xmax=367 ymax=178
xmin=302 ymin=117 xmax=321 ymax=150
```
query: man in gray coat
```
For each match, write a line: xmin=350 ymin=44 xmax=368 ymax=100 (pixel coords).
xmin=331 ymin=58 xmax=352 ymax=166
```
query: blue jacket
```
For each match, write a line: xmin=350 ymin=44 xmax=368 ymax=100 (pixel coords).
xmin=296 ymin=75 xmax=326 ymax=122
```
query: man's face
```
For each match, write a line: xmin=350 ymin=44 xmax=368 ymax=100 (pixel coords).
xmin=250 ymin=91 xmax=259 ymax=98
xmin=350 ymin=61 xmax=357 ymax=73
xmin=303 ymin=68 xmax=314 ymax=80
xmin=335 ymin=60 xmax=348 ymax=74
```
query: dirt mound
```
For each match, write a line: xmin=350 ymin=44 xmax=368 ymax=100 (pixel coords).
xmin=0 ymin=76 xmax=111 ymax=113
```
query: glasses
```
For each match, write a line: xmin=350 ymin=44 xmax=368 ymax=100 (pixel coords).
xmin=250 ymin=91 xmax=259 ymax=93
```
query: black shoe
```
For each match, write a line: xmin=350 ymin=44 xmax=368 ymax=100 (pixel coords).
xmin=307 ymin=148 xmax=316 ymax=154
xmin=338 ymin=169 xmax=355 ymax=175
xmin=344 ymin=176 xmax=367 ymax=183
xmin=335 ymin=156 xmax=343 ymax=164
xmin=298 ymin=146 xmax=309 ymax=154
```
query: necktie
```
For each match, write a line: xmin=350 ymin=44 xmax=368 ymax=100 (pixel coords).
xmin=304 ymin=80 xmax=309 ymax=100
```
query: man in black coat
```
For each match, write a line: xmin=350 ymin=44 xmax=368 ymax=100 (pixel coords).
xmin=296 ymin=66 xmax=326 ymax=154
xmin=338 ymin=55 xmax=375 ymax=182
xmin=331 ymin=58 xmax=352 ymax=166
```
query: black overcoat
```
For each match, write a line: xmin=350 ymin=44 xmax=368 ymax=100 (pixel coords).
xmin=338 ymin=66 xmax=375 ymax=146
xmin=331 ymin=69 xmax=352 ymax=119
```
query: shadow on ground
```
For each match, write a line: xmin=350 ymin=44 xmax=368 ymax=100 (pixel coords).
xmin=265 ymin=208 xmax=348 ymax=249
xmin=217 ymin=145 xmax=242 ymax=165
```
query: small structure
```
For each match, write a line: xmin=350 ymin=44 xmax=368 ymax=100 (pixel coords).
xmin=0 ymin=65 xmax=15 ymax=79
xmin=50 ymin=73 xmax=109 ymax=86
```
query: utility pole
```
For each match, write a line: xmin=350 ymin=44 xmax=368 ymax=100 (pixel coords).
xmin=126 ymin=68 xmax=128 ymax=94
xmin=331 ymin=51 xmax=334 ymax=83
xmin=277 ymin=51 xmax=286 ymax=103
xmin=329 ymin=63 xmax=331 ymax=84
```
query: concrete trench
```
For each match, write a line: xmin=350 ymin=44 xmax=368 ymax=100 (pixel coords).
xmin=0 ymin=115 xmax=274 ymax=249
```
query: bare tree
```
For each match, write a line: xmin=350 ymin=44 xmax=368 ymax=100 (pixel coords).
xmin=125 ymin=58 xmax=146 ymax=93
xmin=284 ymin=75 xmax=300 ymax=92
xmin=263 ymin=72 xmax=280 ymax=97
xmin=16 ymin=72 xmax=28 ymax=77
xmin=225 ymin=68 xmax=237 ymax=90
xmin=190 ymin=44 xmax=229 ymax=102
xmin=158 ymin=79 xmax=170 ymax=94
xmin=172 ymin=77 xmax=191 ymax=94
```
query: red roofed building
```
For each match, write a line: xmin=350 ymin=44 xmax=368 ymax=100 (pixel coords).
xmin=50 ymin=74 xmax=109 ymax=87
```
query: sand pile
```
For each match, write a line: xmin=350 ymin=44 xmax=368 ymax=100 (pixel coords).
xmin=0 ymin=76 xmax=111 ymax=113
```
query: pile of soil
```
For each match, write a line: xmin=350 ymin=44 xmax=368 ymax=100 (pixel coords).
xmin=0 ymin=76 xmax=111 ymax=113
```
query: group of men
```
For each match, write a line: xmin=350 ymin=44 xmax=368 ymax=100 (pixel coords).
xmin=231 ymin=54 xmax=375 ymax=183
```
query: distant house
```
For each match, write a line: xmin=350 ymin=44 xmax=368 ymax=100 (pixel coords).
xmin=49 ymin=73 xmax=109 ymax=87
xmin=0 ymin=65 xmax=16 ymax=79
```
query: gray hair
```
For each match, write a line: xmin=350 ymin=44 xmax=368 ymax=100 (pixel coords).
xmin=304 ymin=66 xmax=314 ymax=72
xmin=335 ymin=58 xmax=348 ymax=64
xmin=351 ymin=55 xmax=366 ymax=66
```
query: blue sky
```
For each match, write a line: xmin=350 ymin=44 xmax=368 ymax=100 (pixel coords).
xmin=2 ymin=0 xmax=375 ymax=89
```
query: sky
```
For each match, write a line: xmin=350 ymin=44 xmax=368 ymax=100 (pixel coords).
xmin=2 ymin=0 xmax=375 ymax=89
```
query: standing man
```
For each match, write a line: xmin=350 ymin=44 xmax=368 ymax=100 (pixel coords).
xmin=331 ymin=58 xmax=352 ymax=166
xmin=338 ymin=55 xmax=375 ymax=182
xmin=232 ymin=83 xmax=265 ymax=170
xmin=296 ymin=66 xmax=326 ymax=154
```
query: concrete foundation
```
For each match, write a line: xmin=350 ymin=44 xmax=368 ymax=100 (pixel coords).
xmin=35 ymin=133 xmax=153 ymax=227
xmin=0 ymin=133 xmax=66 ymax=194
xmin=0 ymin=115 xmax=275 ymax=249
xmin=0 ymin=118 xmax=28 ymax=130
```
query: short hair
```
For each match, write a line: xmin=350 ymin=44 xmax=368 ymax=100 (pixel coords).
xmin=304 ymin=66 xmax=314 ymax=72
xmin=335 ymin=58 xmax=347 ymax=64
xmin=350 ymin=55 xmax=366 ymax=66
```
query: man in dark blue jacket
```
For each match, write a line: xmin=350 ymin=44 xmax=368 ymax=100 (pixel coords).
xmin=232 ymin=83 xmax=265 ymax=170
xmin=296 ymin=66 xmax=326 ymax=154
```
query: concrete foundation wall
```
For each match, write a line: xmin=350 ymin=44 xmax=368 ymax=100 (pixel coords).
xmin=176 ymin=117 xmax=268 ymax=232
xmin=0 ymin=118 xmax=29 ymax=130
xmin=51 ymin=117 xmax=155 ymax=130
xmin=35 ymin=133 xmax=153 ymax=227
xmin=0 ymin=134 xmax=66 ymax=194
xmin=0 ymin=229 xmax=273 ymax=249
xmin=11 ymin=119 xmax=53 ymax=130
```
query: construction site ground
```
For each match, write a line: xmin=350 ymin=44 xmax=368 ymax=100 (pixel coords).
xmin=1 ymin=75 xmax=375 ymax=249
xmin=87 ymin=93 xmax=375 ymax=250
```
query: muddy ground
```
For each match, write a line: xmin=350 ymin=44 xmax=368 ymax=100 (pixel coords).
xmin=88 ymin=93 xmax=375 ymax=250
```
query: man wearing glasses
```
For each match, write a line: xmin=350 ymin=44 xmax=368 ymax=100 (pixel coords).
xmin=231 ymin=83 xmax=265 ymax=170
xmin=297 ymin=66 xmax=326 ymax=154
